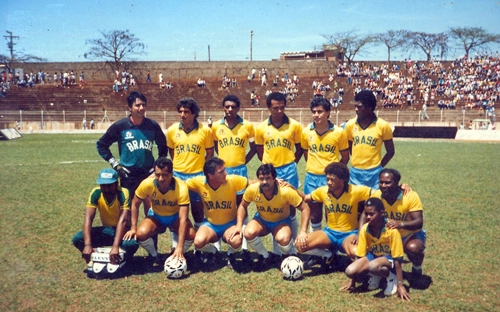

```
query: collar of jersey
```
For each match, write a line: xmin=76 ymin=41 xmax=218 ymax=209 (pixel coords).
xmin=309 ymin=120 xmax=334 ymax=130
xmin=366 ymin=218 xmax=389 ymax=237
xmin=267 ymin=114 xmax=290 ymax=126
xmin=355 ymin=115 xmax=378 ymax=125
xmin=381 ymin=189 xmax=403 ymax=201
xmin=179 ymin=120 xmax=199 ymax=131
xmin=153 ymin=177 xmax=176 ymax=191
xmin=221 ymin=115 xmax=244 ymax=125
xmin=259 ymin=183 xmax=279 ymax=195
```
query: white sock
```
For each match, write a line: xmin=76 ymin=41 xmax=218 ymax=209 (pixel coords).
xmin=241 ymin=221 xmax=248 ymax=250
xmin=307 ymin=248 xmax=333 ymax=258
xmin=183 ymin=240 xmax=193 ymax=253
xmin=227 ymin=245 xmax=240 ymax=256
xmin=278 ymin=240 xmax=294 ymax=256
xmin=412 ymin=264 xmax=422 ymax=270
xmin=197 ymin=243 xmax=217 ymax=254
xmin=170 ymin=230 xmax=178 ymax=249
xmin=139 ymin=237 xmax=157 ymax=257
xmin=272 ymin=237 xmax=281 ymax=255
xmin=310 ymin=222 xmax=322 ymax=232
xmin=214 ymin=239 xmax=222 ymax=251
xmin=248 ymin=237 xmax=269 ymax=258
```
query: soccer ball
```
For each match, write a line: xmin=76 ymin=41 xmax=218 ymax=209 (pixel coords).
xmin=164 ymin=257 xmax=187 ymax=279
xmin=280 ymin=256 xmax=303 ymax=280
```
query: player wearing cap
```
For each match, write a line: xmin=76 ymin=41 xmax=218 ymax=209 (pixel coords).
xmin=72 ymin=168 xmax=139 ymax=276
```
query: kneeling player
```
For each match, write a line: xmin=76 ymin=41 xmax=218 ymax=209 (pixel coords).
xmin=186 ymin=158 xmax=248 ymax=269
xmin=294 ymin=162 xmax=370 ymax=270
xmin=372 ymin=168 xmax=426 ymax=286
xmin=342 ymin=198 xmax=410 ymax=301
xmin=233 ymin=164 xmax=310 ymax=271
xmin=72 ymin=168 xmax=139 ymax=276
xmin=122 ymin=157 xmax=195 ymax=264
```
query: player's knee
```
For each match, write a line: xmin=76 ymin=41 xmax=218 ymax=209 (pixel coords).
xmin=345 ymin=264 xmax=357 ymax=278
xmin=367 ymin=261 xmax=381 ymax=274
xmin=244 ymin=227 xmax=257 ymax=240
xmin=406 ymin=240 xmax=425 ymax=254
xmin=135 ymin=227 xmax=151 ymax=241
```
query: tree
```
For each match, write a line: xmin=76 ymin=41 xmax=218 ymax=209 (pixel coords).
xmin=449 ymin=27 xmax=500 ymax=58
xmin=0 ymin=31 xmax=45 ymax=73
xmin=375 ymin=30 xmax=409 ymax=64
xmin=322 ymin=30 xmax=374 ymax=64
xmin=84 ymin=30 xmax=145 ymax=73
xmin=408 ymin=31 xmax=447 ymax=62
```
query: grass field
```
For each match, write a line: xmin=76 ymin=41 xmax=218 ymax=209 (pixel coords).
xmin=0 ymin=134 xmax=499 ymax=311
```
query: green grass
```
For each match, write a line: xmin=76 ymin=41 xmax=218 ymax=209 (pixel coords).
xmin=0 ymin=134 xmax=499 ymax=311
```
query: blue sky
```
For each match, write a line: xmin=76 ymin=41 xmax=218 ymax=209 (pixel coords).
xmin=1 ymin=0 xmax=500 ymax=62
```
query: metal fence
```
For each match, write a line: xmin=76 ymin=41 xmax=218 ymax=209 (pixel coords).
xmin=0 ymin=107 xmax=489 ymax=131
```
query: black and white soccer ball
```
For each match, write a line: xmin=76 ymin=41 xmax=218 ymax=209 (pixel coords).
xmin=280 ymin=256 xmax=303 ymax=280
xmin=164 ymin=257 xmax=187 ymax=279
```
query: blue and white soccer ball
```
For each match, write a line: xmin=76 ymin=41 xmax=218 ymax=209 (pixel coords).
xmin=280 ymin=256 xmax=303 ymax=280
xmin=164 ymin=257 xmax=187 ymax=279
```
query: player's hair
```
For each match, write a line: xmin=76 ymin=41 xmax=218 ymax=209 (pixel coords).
xmin=177 ymin=97 xmax=200 ymax=118
xmin=154 ymin=157 xmax=173 ymax=173
xmin=222 ymin=94 xmax=241 ymax=108
xmin=127 ymin=91 xmax=147 ymax=108
xmin=324 ymin=162 xmax=350 ymax=192
xmin=310 ymin=96 xmax=331 ymax=112
xmin=256 ymin=164 xmax=277 ymax=179
xmin=380 ymin=168 xmax=401 ymax=184
xmin=266 ymin=91 xmax=287 ymax=107
xmin=203 ymin=157 xmax=225 ymax=178
xmin=354 ymin=89 xmax=377 ymax=111
xmin=364 ymin=197 xmax=385 ymax=212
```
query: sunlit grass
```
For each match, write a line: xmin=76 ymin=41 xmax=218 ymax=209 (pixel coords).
xmin=0 ymin=135 xmax=499 ymax=311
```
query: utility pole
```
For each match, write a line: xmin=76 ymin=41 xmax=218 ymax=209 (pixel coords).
xmin=250 ymin=30 xmax=253 ymax=62
xmin=4 ymin=30 xmax=19 ymax=60
xmin=208 ymin=45 xmax=210 ymax=61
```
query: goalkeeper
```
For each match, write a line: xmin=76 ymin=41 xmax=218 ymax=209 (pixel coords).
xmin=96 ymin=90 xmax=168 ymax=198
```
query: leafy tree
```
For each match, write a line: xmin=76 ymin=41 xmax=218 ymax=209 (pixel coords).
xmin=322 ymin=30 xmax=374 ymax=64
xmin=84 ymin=29 xmax=145 ymax=73
xmin=449 ymin=27 xmax=500 ymax=58
xmin=375 ymin=30 xmax=409 ymax=64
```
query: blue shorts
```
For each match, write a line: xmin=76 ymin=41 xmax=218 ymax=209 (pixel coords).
xmin=200 ymin=219 xmax=237 ymax=239
xmin=402 ymin=229 xmax=427 ymax=245
xmin=366 ymin=252 xmax=395 ymax=271
xmin=147 ymin=208 xmax=179 ymax=234
xmin=173 ymin=170 xmax=203 ymax=202
xmin=225 ymin=164 xmax=248 ymax=178
xmin=323 ymin=227 xmax=358 ymax=253
xmin=349 ymin=166 xmax=382 ymax=189
xmin=304 ymin=172 xmax=326 ymax=195
xmin=275 ymin=162 xmax=299 ymax=188
xmin=225 ymin=164 xmax=248 ymax=195
xmin=253 ymin=212 xmax=292 ymax=232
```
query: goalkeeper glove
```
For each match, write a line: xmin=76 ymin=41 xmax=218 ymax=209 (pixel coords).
xmin=108 ymin=157 xmax=130 ymax=179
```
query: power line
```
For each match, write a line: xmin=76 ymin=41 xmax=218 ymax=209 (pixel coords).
xmin=4 ymin=30 xmax=20 ymax=60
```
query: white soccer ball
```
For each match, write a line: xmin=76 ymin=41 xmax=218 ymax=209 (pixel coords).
xmin=164 ymin=257 xmax=187 ymax=279
xmin=280 ymin=256 xmax=303 ymax=280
